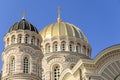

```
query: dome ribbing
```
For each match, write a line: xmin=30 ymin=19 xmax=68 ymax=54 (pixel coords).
xmin=8 ymin=19 xmax=39 ymax=34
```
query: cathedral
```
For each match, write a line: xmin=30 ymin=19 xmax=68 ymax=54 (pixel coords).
xmin=1 ymin=11 xmax=120 ymax=80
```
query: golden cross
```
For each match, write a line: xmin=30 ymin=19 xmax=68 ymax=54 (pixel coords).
xmin=57 ymin=7 xmax=61 ymax=18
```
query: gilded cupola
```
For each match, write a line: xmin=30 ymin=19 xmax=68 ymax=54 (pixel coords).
xmin=40 ymin=8 xmax=91 ymax=58
xmin=40 ymin=21 xmax=88 ymax=43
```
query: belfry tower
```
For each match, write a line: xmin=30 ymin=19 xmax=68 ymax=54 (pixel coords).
xmin=1 ymin=15 xmax=43 ymax=80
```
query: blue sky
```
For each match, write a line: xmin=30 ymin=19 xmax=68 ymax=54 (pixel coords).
xmin=0 ymin=0 xmax=120 ymax=71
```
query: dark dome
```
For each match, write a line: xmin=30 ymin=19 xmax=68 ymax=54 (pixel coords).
xmin=8 ymin=19 xmax=39 ymax=34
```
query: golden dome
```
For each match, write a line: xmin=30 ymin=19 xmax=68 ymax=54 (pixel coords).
xmin=40 ymin=21 xmax=88 ymax=43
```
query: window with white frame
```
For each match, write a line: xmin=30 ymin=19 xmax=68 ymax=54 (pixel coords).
xmin=53 ymin=65 xmax=60 ymax=80
xmin=31 ymin=36 xmax=35 ymax=45
xmin=61 ymin=41 xmax=66 ymax=51
xmin=76 ymin=43 xmax=81 ymax=53
xmin=10 ymin=57 xmax=15 ymax=74
xmin=18 ymin=34 xmax=22 ymax=43
xmin=11 ymin=35 xmax=15 ymax=44
xmin=23 ymin=57 xmax=29 ymax=73
xmin=46 ymin=43 xmax=50 ymax=53
xmin=25 ymin=34 xmax=29 ymax=44
xmin=82 ymin=46 xmax=86 ymax=54
xmin=36 ymin=60 xmax=39 ymax=76
xmin=69 ymin=44 xmax=72 ymax=51
xmin=53 ymin=42 xmax=58 ymax=52
xmin=69 ymin=42 xmax=74 ymax=52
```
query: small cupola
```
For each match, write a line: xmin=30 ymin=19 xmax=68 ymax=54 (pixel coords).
xmin=8 ymin=18 xmax=39 ymax=34
xmin=4 ymin=15 xmax=41 ymax=48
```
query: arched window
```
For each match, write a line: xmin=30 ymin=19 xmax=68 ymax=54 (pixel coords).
xmin=87 ymin=48 xmax=90 ymax=56
xmin=23 ymin=57 xmax=29 ymax=73
xmin=53 ymin=65 xmax=60 ymax=80
xmin=46 ymin=43 xmax=50 ymax=53
xmin=25 ymin=34 xmax=29 ymax=44
xmin=42 ymin=69 xmax=45 ymax=80
xmin=69 ymin=42 xmax=74 ymax=52
xmin=53 ymin=42 xmax=58 ymax=52
xmin=7 ymin=38 xmax=9 ymax=45
xmin=18 ymin=34 xmax=22 ymax=43
xmin=37 ymin=39 xmax=39 ymax=46
xmin=31 ymin=36 xmax=35 ymax=45
xmin=76 ymin=43 xmax=81 ymax=53
xmin=82 ymin=46 xmax=86 ymax=54
xmin=61 ymin=41 xmax=66 ymax=51
xmin=9 ymin=57 xmax=15 ymax=74
xmin=36 ymin=60 xmax=39 ymax=76
xmin=11 ymin=35 xmax=15 ymax=44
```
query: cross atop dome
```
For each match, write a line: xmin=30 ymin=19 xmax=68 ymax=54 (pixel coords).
xmin=57 ymin=7 xmax=62 ymax=23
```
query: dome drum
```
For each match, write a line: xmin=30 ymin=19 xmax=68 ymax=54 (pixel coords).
xmin=4 ymin=32 xmax=41 ymax=48
xmin=41 ymin=38 xmax=91 ymax=57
